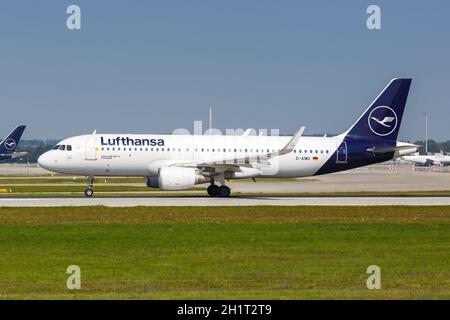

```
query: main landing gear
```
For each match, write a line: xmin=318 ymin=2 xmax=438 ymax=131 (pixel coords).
xmin=207 ymin=176 xmax=231 ymax=197
xmin=207 ymin=184 xmax=231 ymax=197
xmin=84 ymin=176 xmax=94 ymax=197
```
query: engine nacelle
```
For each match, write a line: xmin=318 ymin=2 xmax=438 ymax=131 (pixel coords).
xmin=146 ymin=167 xmax=208 ymax=190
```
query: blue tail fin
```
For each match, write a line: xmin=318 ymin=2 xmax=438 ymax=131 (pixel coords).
xmin=345 ymin=78 xmax=412 ymax=141
xmin=0 ymin=125 xmax=26 ymax=155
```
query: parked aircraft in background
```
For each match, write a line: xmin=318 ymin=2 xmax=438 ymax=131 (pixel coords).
xmin=38 ymin=79 xmax=418 ymax=197
xmin=401 ymin=153 xmax=450 ymax=166
xmin=0 ymin=125 xmax=27 ymax=161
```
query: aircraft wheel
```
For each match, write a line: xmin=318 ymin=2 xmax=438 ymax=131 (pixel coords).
xmin=84 ymin=188 xmax=94 ymax=197
xmin=207 ymin=184 xmax=220 ymax=197
xmin=218 ymin=185 xmax=231 ymax=198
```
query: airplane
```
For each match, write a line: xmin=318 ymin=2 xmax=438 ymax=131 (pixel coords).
xmin=38 ymin=78 xmax=418 ymax=197
xmin=0 ymin=125 xmax=27 ymax=161
xmin=400 ymin=152 xmax=450 ymax=166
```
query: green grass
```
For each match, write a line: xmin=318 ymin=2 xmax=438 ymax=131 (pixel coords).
xmin=0 ymin=206 xmax=449 ymax=299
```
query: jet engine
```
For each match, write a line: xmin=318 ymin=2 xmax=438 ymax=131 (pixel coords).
xmin=146 ymin=166 xmax=208 ymax=190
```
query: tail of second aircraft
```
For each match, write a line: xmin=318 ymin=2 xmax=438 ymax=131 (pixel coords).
xmin=344 ymin=78 xmax=412 ymax=143
xmin=0 ymin=125 xmax=26 ymax=155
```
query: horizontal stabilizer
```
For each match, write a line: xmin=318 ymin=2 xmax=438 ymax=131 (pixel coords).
xmin=366 ymin=144 xmax=419 ymax=154
xmin=10 ymin=151 xmax=29 ymax=159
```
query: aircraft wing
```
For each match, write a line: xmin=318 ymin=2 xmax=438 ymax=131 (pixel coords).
xmin=181 ymin=126 xmax=304 ymax=168
xmin=148 ymin=127 xmax=306 ymax=176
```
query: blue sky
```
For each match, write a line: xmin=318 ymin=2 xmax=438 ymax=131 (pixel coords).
xmin=0 ymin=0 xmax=449 ymax=140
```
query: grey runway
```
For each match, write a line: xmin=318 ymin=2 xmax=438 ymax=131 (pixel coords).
xmin=1 ymin=196 xmax=450 ymax=207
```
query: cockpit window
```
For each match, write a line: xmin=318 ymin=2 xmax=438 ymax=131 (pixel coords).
xmin=52 ymin=144 xmax=71 ymax=151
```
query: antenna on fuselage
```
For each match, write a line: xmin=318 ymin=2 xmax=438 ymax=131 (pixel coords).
xmin=92 ymin=130 xmax=97 ymax=135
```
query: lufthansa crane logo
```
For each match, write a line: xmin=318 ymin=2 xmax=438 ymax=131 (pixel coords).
xmin=4 ymin=139 xmax=16 ymax=150
xmin=368 ymin=106 xmax=398 ymax=136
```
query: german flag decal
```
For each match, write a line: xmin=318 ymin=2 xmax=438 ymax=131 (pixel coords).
xmin=313 ymin=156 xmax=319 ymax=160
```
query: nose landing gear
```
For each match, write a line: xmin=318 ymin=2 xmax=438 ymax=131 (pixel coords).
xmin=84 ymin=176 xmax=94 ymax=197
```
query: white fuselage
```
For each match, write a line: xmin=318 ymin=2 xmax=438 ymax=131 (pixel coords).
xmin=38 ymin=133 xmax=343 ymax=178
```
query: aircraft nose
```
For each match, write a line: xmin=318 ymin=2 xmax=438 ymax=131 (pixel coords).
xmin=38 ymin=152 xmax=53 ymax=170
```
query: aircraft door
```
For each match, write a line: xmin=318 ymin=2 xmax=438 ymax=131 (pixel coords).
xmin=336 ymin=141 xmax=347 ymax=164
xmin=85 ymin=137 xmax=97 ymax=160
